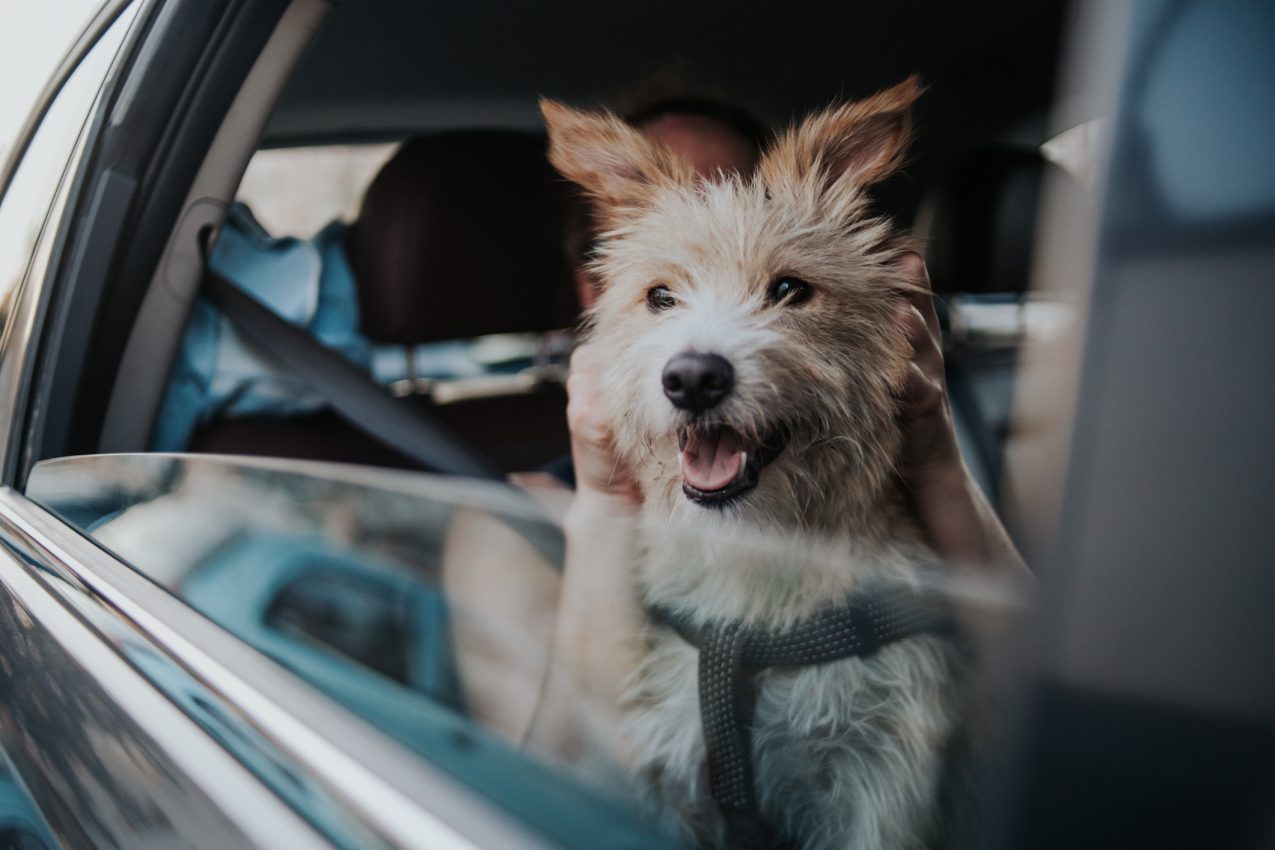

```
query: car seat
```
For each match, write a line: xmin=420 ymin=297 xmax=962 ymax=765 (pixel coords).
xmin=914 ymin=146 xmax=1087 ymax=511
xmin=188 ymin=130 xmax=581 ymax=473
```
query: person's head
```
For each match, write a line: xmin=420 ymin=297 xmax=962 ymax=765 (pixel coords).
xmin=625 ymin=97 xmax=769 ymax=179
xmin=564 ymin=96 xmax=771 ymax=310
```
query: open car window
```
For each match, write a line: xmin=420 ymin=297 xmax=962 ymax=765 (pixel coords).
xmin=23 ymin=452 xmax=1027 ymax=849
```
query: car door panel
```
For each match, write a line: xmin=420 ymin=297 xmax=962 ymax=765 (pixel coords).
xmin=0 ymin=505 xmax=332 ymax=849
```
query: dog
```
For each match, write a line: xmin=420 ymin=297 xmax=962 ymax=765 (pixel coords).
xmin=542 ymin=78 xmax=960 ymax=850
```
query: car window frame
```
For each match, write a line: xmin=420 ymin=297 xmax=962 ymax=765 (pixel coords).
xmin=10 ymin=0 xmax=299 ymax=485
xmin=0 ymin=0 xmax=142 ymax=485
xmin=0 ymin=485 xmax=346 ymax=849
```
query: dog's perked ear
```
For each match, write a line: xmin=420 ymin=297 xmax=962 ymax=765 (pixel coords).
xmin=763 ymin=75 xmax=923 ymax=198
xmin=540 ymin=99 xmax=692 ymax=211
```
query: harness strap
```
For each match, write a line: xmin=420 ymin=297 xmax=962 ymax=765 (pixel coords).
xmin=651 ymin=589 xmax=952 ymax=850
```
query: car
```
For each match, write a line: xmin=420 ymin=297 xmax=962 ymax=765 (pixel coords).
xmin=0 ymin=1 xmax=1272 ymax=849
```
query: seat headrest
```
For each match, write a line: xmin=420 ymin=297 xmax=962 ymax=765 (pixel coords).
xmin=916 ymin=148 xmax=1082 ymax=295
xmin=348 ymin=130 xmax=579 ymax=344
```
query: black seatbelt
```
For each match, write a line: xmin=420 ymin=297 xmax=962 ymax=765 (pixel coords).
xmin=204 ymin=267 xmax=502 ymax=480
xmin=650 ymin=590 xmax=954 ymax=850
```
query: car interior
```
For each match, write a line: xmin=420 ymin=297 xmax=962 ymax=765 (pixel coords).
xmin=9 ymin=2 xmax=1275 ymax=848
xmin=35 ymin=0 xmax=1075 ymax=530
xmin=2 ymin=0 xmax=1084 ymax=840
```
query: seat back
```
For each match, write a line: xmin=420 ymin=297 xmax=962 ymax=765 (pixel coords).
xmin=914 ymin=147 xmax=1086 ymax=508
xmin=191 ymin=130 xmax=580 ymax=473
xmin=349 ymin=130 xmax=579 ymax=344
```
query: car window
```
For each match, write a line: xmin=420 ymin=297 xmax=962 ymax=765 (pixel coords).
xmin=25 ymin=452 xmax=677 ymax=849
xmin=0 ymin=4 xmax=140 ymax=471
xmin=25 ymin=451 xmax=1024 ymax=849
xmin=0 ymin=4 xmax=139 ymax=318
xmin=0 ymin=1 xmax=108 ymax=156
xmin=235 ymin=143 xmax=398 ymax=238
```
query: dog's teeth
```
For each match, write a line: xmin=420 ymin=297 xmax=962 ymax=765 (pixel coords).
xmin=736 ymin=451 xmax=749 ymax=483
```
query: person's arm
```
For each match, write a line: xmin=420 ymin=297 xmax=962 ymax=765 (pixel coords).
xmin=893 ymin=252 xmax=1026 ymax=574
xmin=522 ymin=344 xmax=646 ymax=768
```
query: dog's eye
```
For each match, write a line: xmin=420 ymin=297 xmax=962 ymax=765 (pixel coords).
xmin=646 ymin=286 xmax=677 ymax=312
xmin=768 ymin=277 xmax=812 ymax=306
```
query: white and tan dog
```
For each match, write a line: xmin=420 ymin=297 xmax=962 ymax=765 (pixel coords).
xmin=543 ymin=78 xmax=959 ymax=850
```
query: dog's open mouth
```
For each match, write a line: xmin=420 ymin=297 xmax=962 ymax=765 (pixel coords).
xmin=678 ymin=424 xmax=789 ymax=506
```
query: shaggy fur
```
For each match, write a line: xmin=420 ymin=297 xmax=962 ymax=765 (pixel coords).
xmin=543 ymin=78 xmax=959 ymax=850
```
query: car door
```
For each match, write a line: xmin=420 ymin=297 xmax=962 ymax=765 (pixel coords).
xmin=0 ymin=3 xmax=339 ymax=847
xmin=0 ymin=1 xmax=685 ymax=840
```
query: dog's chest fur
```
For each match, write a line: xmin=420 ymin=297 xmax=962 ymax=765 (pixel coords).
xmin=625 ymin=622 xmax=955 ymax=850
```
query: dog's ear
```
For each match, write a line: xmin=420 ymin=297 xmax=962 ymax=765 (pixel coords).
xmin=765 ymin=76 xmax=922 ymax=195
xmin=541 ymin=98 xmax=690 ymax=209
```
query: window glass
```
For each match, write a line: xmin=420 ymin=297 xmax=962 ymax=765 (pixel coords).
xmin=235 ymin=143 xmax=397 ymax=237
xmin=26 ymin=452 xmax=1022 ymax=850
xmin=0 ymin=5 xmax=139 ymax=341
xmin=0 ymin=5 xmax=139 ymax=476
xmin=26 ymin=453 xmax=673 ymax=850
xmin=0 ymin=1 xmax=107 ymax=157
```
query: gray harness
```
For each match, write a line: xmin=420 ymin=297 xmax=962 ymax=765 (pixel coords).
xmin=650 ymin=590 xmax=953 ymax=850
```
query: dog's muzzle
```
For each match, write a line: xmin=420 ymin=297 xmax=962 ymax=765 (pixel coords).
xmin=662 ymin=351 xmax=789 ymax=507
xmin=678 ymin=423 xmax=789 ymax=507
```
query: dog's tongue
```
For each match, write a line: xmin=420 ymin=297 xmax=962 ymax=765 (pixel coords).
xmin=681 ymin=430 xmax=746 ymax=492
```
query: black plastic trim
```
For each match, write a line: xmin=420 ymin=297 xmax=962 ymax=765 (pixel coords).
xmin=25 ymin=168 xmax=137 ymax=469
xmin=22 ymin=0 xmax=291 ymax=480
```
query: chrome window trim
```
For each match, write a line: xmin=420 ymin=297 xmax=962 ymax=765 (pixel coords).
xmin=0 ymin=510 xmax=333 ymax=849
xmin=0 ymin=482 xmax=558 ymax=850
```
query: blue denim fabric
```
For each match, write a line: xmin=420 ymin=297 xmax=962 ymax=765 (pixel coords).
xmin=150 ymin=204 xmax=371 ymax=451
xmin=151 ymin=204 xmax=561 ymax=453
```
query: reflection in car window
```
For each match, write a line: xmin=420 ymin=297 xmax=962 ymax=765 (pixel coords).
xmin=0 ymin=751 xmax=59 ymax=850
xmin=27 ymin=453 xmax=674 ymax=850
xmin=26 ymin=451 xmax=1029 ymax=850
xmin=267 ymin=567 xmax=414 ymax=684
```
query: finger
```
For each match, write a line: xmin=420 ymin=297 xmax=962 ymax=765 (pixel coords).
xmin=898 ymin=300 xmax=929 ymax=349
xmin=898 ymin=252 xmax=941 ymax=342
xmin=909 ymin=305 xmax=946 ymax=381
xmin=566 ymin=399 xmax=612 ymax=447
xmin=896 ymin=361 xmax=944 ymax=414
xmin=896 ymin=301 xmax=943 ymax=373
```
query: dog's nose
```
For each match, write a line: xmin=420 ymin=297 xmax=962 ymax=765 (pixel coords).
xmin=662 ymin=352 xmax=734 ymax=413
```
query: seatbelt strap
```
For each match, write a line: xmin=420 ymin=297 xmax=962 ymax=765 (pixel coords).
xmin=650 ymin=589 xmax=954 ymax=850
xmin=204 ymin=267 xmax=503 ymax=480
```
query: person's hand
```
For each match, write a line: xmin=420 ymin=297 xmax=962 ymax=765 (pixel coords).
xmin=566 ymin=342 xmax=642 ymax=513
xmin=529 ymin=342 xmax=645 ymax=765
xmin=895 ymin=253 xmax=963 ymax=489
xmin=893 ymin=253 xmax=1025 ymax=572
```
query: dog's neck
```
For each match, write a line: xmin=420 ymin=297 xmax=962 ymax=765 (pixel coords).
xmin=638 ymin=471 xmax=930 ymax=629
